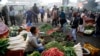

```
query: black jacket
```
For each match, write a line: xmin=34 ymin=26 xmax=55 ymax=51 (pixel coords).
xmin=71 ymin=17 xmax=79 ymax=28
xmin=96 ymin=16 xmax=100 ymax=27
xmin=79 ymin=17 xmax=83 ymax=25
xmin=0 ymin=12 xmax=2 ymax=18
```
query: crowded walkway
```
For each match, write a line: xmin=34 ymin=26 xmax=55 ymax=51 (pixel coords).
xmin=0 ymin=1 xmax=100 ymax=56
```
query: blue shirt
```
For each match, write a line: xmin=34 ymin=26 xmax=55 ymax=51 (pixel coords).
xmin=59 ymin=11 xmax=66 ymax=19
xmin=40 ymin=8 xmax=45 ymax=14
xmin=25 ymin=10 xmax=33 ymax=19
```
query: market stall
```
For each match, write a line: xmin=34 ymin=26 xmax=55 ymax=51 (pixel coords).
xmin=80 ymin=14 xmax=95 ymax=36
xmin=0 ymin=24 xmax=100 ymax=56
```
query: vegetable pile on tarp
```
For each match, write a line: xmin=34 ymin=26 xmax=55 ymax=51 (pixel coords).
xmin=9 ymin=26 xmax=20 ymax=37
xmin=66 ymin=41 xmax=74 ymax=47
xmin=29 ymin=51 xmax=41 ymax=56
xmin=0 ymin=38 xmax=9 ymax=55
xmin=84 ymin=26 xmax=95 ymax=34
xmin=39 ymin=24 xmax=52 ymax=32
xmin=64 ymin=46 xmax=76 ymax=56
xmin=50 ymin=32 xmax=66 ymax=41
xmin=45 ymin=41 xmax=65 ymax=52
xmin=9 ymin=25 xmax=20 ymax=31
xmin=41 ymin=47 xmax=64 ymax=56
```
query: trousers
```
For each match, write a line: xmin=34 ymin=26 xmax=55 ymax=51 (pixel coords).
xmin=71 ymin=28 xmax=77 ymax=41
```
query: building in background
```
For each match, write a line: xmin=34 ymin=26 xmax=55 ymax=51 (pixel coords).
xmin=83 ymin=0 xmax=98 ymax=10
xmin=62 ymin=0 xmax=69 ymax=6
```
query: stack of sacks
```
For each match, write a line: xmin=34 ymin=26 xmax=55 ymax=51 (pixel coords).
xmin=7 ymin=35 xmax=26 ymax=51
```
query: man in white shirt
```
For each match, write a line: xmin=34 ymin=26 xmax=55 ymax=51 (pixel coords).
xmin=9 ymin=6 xmax=16 ymax=26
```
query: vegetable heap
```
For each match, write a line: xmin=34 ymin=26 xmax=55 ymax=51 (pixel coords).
xmin=64 ymin=47 xmax=76 ymax=56
xmin=22 ymin=33 xmax=27 ymax=40
xmin=9 ymin=26 xmax=19 ymax=37
xmin=50 ymin=32 xmax=66 ymax=41
xmin=85 ymin=26 xmax=94 ymax=30
xmin=84 ymin=26 xmax=95 ymax=34
xmin=41 ymin=47 xmax=64 ymax=56
xmin=66 ymin=41 xmax=74 ymax=47
xmin=9 ymin=25 xmax=20 ymax=31
xmin=39 ymin=24 xmax=52 ymax=32
xmin=45 ymin=41 xmax=65 ymax=52
xmin=0 ymin=38 xmax=9 ymax=55
xmin=29 ymin=51 xmax=41 ymax=56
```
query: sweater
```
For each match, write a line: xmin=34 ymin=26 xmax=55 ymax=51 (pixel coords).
xmin=25 ymin=32 xmax=42 ymax=52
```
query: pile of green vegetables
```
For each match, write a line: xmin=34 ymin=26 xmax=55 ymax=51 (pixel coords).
xmin=22 ymin=33 xmax=27 ymax=40
xmin=50 ymin=32 xmax=66 ymax=42
xmin=84 ymin=26 xmax=95 ymax=34
xmin=28 ymin=51 xmax=41 ymax=56
xmin=9 ymin=25 xmax=20 ymax=31
xmin=39 ymin=24 xmax=52 ymax=32
xmin=9 ymin=26 xmax=19 ymax=37
xmin=64 ymin=47 xmax=76 ymax=56
xmin=45 ymin=41 xmax=76 ymax=56
xmin=0 ymin=38 xmax=9 ymax=55
xmin=66 ymin=41 xmax=74 ymax=47
xmin=45 ymin=41 xmax=65 ymax=52
xmin=85 ymin=26 xmax=95 ymax=30
xmin=28 ymin=41 xmax=76 ymax=56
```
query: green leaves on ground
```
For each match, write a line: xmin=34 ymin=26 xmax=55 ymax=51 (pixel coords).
xmin=0 ymin=38 xmax=9 ymax=55
xmin=39 ymin=24 xmax=52 ymax=32
xmin=45 ymin=41 xmax=65 ymax=52
xmin=29 ymin=51 xmax=41 ymax=56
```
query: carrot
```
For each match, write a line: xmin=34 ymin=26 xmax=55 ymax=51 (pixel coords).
xmin=41 ymin=47 xmax=64 ymax=56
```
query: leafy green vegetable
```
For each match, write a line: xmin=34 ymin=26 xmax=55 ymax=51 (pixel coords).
xmin=85 ymin=26 xmax=95 ymax=30
xmin=10 ymin=25 xmax=20 ymax=31
xmin=64 ymin=47 xmax=76 ymax=56
xmin=29 ymin=51 xmax=41 ymax=56
xmin=0 ymin=38 xmax=9 ymax=55
xmin=66 ymin=41 xmax=74 ymax=47
xmin=40 ymin=24 xmax=52 ymax=32
xmin=22 ymin=33 xmax=27 ymax=40
xmin=45 ymin=41 xmax=65 ymax=52
xmin=9 ymin=25 xmax=19 ymax=37
xmin=50 ymin=32 xmax=66 ymax=42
